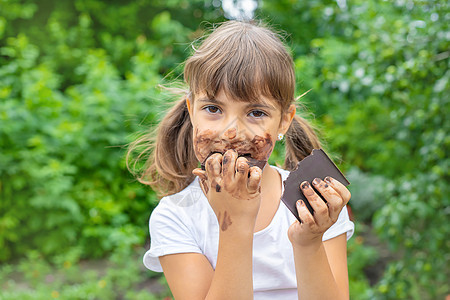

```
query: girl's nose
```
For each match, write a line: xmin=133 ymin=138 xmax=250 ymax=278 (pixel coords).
xmin=221 ymin=118 xmax=246 ymax=141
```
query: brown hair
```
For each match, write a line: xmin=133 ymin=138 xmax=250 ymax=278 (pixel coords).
xmin=127 ymin=20 xmax=321 ymax=198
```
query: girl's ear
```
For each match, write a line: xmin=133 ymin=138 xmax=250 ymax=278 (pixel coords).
xmin=186 ymin=97 xmax=193 ymax=117
xmin=279 ymin=104 xmax=296 ymax=134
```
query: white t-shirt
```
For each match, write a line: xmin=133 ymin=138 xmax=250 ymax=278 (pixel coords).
xmin=143 ymin=166 xmax=354 ymax=300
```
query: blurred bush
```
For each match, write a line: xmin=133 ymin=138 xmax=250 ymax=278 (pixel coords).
xmin=260 ymin=0 xmax=449 ymax=298
xmin=0 ymin=0 xmax=224 ymax=262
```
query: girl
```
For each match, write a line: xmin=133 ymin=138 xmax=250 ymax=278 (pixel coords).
xmin=129 ymin=20 xmax=354 ymax=300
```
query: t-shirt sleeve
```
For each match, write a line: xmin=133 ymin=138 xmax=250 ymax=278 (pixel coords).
xmin=143 ymin=198 xmax=202 ymax=272
xmin=322 ymin=205 xmax=354 ymax=241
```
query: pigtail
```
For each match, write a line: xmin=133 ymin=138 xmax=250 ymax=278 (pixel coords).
xmin=284 ymin=115 xmax=322 ymax=171
xmin=127 ymin=95 xmax=198 ymax=198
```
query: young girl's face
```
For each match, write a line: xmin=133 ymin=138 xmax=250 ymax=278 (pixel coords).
xmin=187 ymin=90 xmax=295 ymax=167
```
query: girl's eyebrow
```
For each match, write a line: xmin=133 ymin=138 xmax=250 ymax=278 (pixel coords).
xmin=247 ymin=103 xmax=276 ymax=111
xmin=197 ymin=97 xmax=222 ymax=104
xmin=197 ymin=97 xmax=276 ymax=111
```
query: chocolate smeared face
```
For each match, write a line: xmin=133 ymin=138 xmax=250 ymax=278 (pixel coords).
xmin=188 ymin=90 xmax=294 ymax=173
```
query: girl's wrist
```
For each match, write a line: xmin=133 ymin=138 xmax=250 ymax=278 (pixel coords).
xmin=213 ymin=210 xmax=257 ymax=235
xmin=218 ymin=224 xmax=255 ymax=246
xmin=291 ymin=236 xmax=323 ymax=253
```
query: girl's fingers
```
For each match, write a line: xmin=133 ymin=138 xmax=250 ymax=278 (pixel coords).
xmin=205 ymin=153 xmax=223 ymax=190
xmin=208 ymin=153 xmax=223 ymax=176
xmin=222 ymin=149 xmax=238 ymax=184
xmin=311 ymin=177 xmax=343 ymax=222
xmin=234 ymin=156 xmax=249 ymax=185
xmin=192 ymin=168 xmax=207 ymax=181
xmin=324 ymin=176 xmax=351 ymax=206
xmin=300 ymin=181 xmax=329 ymax=227
xmin=296 ymin=200 xmax=316 ymax=227
xmin=247 ymin=166 xmax=262 ymax=194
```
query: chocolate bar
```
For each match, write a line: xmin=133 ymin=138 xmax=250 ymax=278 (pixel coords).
xmin=281 ymin=149 xmax=350 ymax=222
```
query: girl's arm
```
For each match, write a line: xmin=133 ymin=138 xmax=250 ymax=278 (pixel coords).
xmin=288 ymin=176 xmax=351 ymax=300
xmin=159 ymin=218 xmax=255 ymax=300
xmin=160 ymin=150 xmax=261 ymax=300
xmin=291 ymin=234 xmax=349 ymax=300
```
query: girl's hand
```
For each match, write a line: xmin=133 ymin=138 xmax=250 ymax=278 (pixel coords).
xmin=192 ymin=149 xmax=262 ymax=230
xmin=288 ymin=177 xmax=351 ymax=248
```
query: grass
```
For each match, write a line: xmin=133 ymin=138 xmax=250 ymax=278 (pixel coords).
xmin=0 ymin=247 xmax=172 ymax=300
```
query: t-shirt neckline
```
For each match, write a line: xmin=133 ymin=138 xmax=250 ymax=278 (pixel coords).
xmin=194 ymin=165 xmax=288 ymax=236
xmin=254 ymin=165 xmax=287 ymax=236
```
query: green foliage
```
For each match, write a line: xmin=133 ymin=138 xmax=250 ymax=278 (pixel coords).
xmin=346 ymin=167 xmax=388 ymax=222
xmin=0 ymin=0 xmax=225 ymax=263
xmin=260 ymin=0 xmax=449 ymax=298
xmin=0 ymin=249 xmax=168 ymax=299
xmin=347 ymin=223 xmax=378 ymax=300
xmin=0 ymin=0 xmax=170 ymax=261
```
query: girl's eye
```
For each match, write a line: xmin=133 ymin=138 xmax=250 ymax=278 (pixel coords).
xmin=248 ymin=110 xmax=267 ymax=118
xmin=203 ymin=105 xmax=221 ymax=114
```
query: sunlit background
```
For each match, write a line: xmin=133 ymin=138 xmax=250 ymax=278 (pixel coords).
xmin=0 ymin=0 xmax=448 ymax=299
